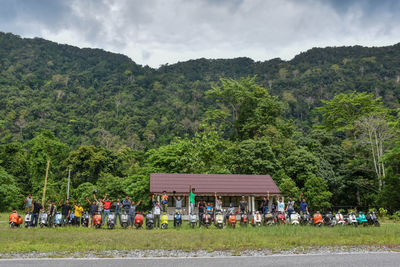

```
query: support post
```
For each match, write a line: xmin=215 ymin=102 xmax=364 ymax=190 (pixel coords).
xmin=268 ymin=195 xmax=272 ymax=212
xmin=67 ymin=168 xmax=71 ymax=200
xmin=42 ymin=160 xmax=50 ymax=204
xmin=248 ymin=196 xmax=251 ymax=214
xmin=251 ymin=196 xmax=255 ymax=216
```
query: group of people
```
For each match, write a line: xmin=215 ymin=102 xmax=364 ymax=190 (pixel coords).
xmin=24 ymin=193 xmax=142 ymax=228
xmin=23 ymin=186 xmax=309 ymax=228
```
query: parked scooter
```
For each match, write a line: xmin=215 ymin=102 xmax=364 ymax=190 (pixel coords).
xmin=146 ymin=212 xmax=154 ymax=230
xmin=346 ymin=212 xmax=358 ymax=227
xmin=227 ymin=211 xmax=237 ymax=228
xmin=54 ymin=212 xmax=62 ymax=227
xmin=214 ymin=211 xmax=224 ymax=229
xmin=313 ymin=211 xmax=323 ymax=227
xmin=81 ymin=212 xmax=89 ymax=227
xmin=201 ymin=213 xmax=212 ymax=228
xmin=9 ymin=211 xmax=22 ymax=228
xmin=107 ymin=213 xmax=115 ymax=229
xmin=277 ymin=212 xmax=286 ymax=224
xmin=135 ymin=212 xmax=144 ymax=229
xmin=335 ymin=211 xmax=346 ymax=226
xmin=323 ymin=211 xmax=336 ymax=227
xmin=290 ymin=212 xmax=300 ymax=225
xmin=24 ymin=213 xmax=32 ymax=228
xmin=300 ymin=212 xmax=311 ymax=225
xmin=161 ymin=213 xmax=169 ymax=229
xmin=189 ymin=213 xmax=197 ymax=228
xmin=120 ymin=212 xmax=129 ymax=229
xmin=240 ymin=212 xmax=248 ymax=227
xmin=264 ymin=212 xmax=275 ymax=225
xmin=357 ymin=211 xmax=368 ymax=227
xmin=94 ymin=212 xmax=102 ymax=228
xmin=174 ymin=210 xmax=182 ymax=227
xmin=68 ymin=213 xmax=75 ymax=226
xmin=252 ymin=211 xmax=262 ymax=226
xmin=39 ymin=212 xmax=48 ymax=228
xmin=367 ymin=211 xmax=380 ymax=227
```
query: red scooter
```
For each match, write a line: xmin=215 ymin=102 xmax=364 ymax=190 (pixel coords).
xmin=134 ymin=213 xmax=144 ymax=229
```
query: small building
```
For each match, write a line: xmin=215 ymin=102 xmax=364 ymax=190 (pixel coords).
xmin=150 ymin=173 xmax=281 ymax=215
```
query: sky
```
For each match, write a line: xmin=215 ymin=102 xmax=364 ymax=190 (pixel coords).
xmin=0 ymin=0 xmax=399 ymax=68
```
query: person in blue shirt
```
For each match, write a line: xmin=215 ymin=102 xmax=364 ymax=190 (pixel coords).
xmin=298 ymin=192 xmax=309 ymax=216
xmin=206 ymin=202 xmax=213 ymax=215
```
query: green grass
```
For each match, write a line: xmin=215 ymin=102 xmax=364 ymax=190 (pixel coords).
xmin=1 ymin=213 xmax=399 ymax=253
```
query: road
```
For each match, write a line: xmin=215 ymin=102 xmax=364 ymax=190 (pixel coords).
xmin=1 ymin=252 xmax=399 ymax=267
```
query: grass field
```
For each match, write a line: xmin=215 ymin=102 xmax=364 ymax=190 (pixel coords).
xmin=1 ymin=213 xmax=399 ymax=253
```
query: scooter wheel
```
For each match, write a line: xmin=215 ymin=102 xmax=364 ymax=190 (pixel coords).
xmin=161 ymin=224 xmax=167 ymax=229
xmin=39 ymin=224 xmax=44 ymax=228
xmin=374 ymin=222 xmax=380 ymax=227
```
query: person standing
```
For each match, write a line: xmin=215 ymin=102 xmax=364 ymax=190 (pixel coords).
xmin=161 ymin=191 xmax=168 ymax=213
xmin=114 ymin=198 xmax=122 ymax=225
xmin=72 ymin=200 xmax=83 ymax=227
xmin=30 ymin=200 xmax=43 ymax=227
xmin=122 ymin=195 xmax=131 ymax=215
xmin=152 ymin=195 xmax=161 ymax=229
xmin=128 ymin=200 xmax=142 ymax=228
xmin=100 ymin=194 xmax=113 ymax=225
xmin=47 ymin=200 xmax=57 ymax=227
xmin=239 ymin=196 xmax=248 ymax=215
xmin=86 ymin=197 xmax=98 ymax=228
xmin=189 ymin=186 xmax=196 ymax=215
xmin=299 ymin=192 xmax=309 ymax=216
xmin=286 ymin=197 xmax=295 ymax=222
xmin=58 ymin=199 xmax=71 ymax=226
xmin=173 ymin=194 xmax=183 ymax=212
xmin=277 ymin=197 xmax=285 ymax=214
xmin=198 ymin=199 xmax=205 ymax=228
xmin=95 ymin=194 xmax=104 ymax=218
xmin=214 ymin=192 xmax=222 ymax=215
xmin=24 ymin=194 xmax=33 ymax=214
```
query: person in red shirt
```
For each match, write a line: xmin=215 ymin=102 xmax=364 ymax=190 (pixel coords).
xmin=101 ymin=194 xmax=113 ymax=225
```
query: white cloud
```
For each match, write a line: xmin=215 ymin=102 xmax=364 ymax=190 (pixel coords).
xmin=0 ymin=0 xmax=399 ymax=67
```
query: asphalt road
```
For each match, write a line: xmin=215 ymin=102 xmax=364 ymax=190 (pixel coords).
xmin=1 ymin=252 xmax=399 ymax=267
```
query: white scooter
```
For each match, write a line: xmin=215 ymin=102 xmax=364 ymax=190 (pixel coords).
xmin=120 ymin=212 xmax=129 ymax=228
xmin=24 ymin=213 xmax=32 ymax=228
xmin=189 ymin=214 xmax=197 ymax=228
xmin=347 ymin=212 xmax=358 ymax=227
xmin=335 ymin=211 xmax=346 ymax=226
xmin=214 ymin=211 xmax=224 ymax=229
xmin=39 ymin=213 xmax=48 ymax=228
xmin=108 ymin=213 xmax=116 ymax=229
xmin=252 ymin=211 xmax=262 ymax=226
xmin=290 ymin=212 xmax=300 ymax=225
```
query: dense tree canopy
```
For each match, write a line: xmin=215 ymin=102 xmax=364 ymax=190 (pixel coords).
xmin=0 ymin=32 xmax=400 ymax=213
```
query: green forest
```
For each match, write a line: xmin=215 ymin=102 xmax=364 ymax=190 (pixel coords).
xmin=1 ymin=32 xmax=400 ymax=213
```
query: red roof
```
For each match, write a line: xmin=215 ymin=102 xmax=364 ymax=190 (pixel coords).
xmin=150 ymin=173 xmax=280 ymax=195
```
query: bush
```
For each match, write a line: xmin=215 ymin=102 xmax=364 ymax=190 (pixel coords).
xmin=391 ymin=211 xmax=400 ymax=221
xmin=0 ymin=167 xmax=23 ymax=211
xmin=379 ymin=207 xmax=388 ymax=218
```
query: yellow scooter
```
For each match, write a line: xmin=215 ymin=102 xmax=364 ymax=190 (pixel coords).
xmin=161 ymin=213 xmax=169 ymax=229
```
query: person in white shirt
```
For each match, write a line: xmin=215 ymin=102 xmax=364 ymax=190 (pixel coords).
xmin=152 ymin=195 xmax=161 ymax=228
xmin=277 ymin=198 xmax=285 ymax=214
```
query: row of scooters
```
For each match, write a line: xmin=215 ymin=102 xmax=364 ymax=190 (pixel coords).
xmin=287 ymin=211 xmax=380 ymax=227
xmin=188 ymin=210 xmax=381 ymax=228
xmin=9 ymin=209 xmax=380 ymax=229
xmin=9 ymin=210 xmax=171 ymax=229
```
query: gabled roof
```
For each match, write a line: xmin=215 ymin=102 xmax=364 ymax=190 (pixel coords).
xmin=150 ymin=173 xmax=281 ymax=195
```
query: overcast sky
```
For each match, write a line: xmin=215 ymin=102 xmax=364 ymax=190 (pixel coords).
xmin=0 ymin=0 xmax=399 ymax=67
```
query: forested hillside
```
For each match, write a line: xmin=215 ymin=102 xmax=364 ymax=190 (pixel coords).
xmin=1 ymin=32 xmax=400 ymax=213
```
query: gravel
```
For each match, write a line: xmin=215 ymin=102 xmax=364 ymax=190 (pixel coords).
xmin=0 ymin=246 xmax=398 ymax=259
